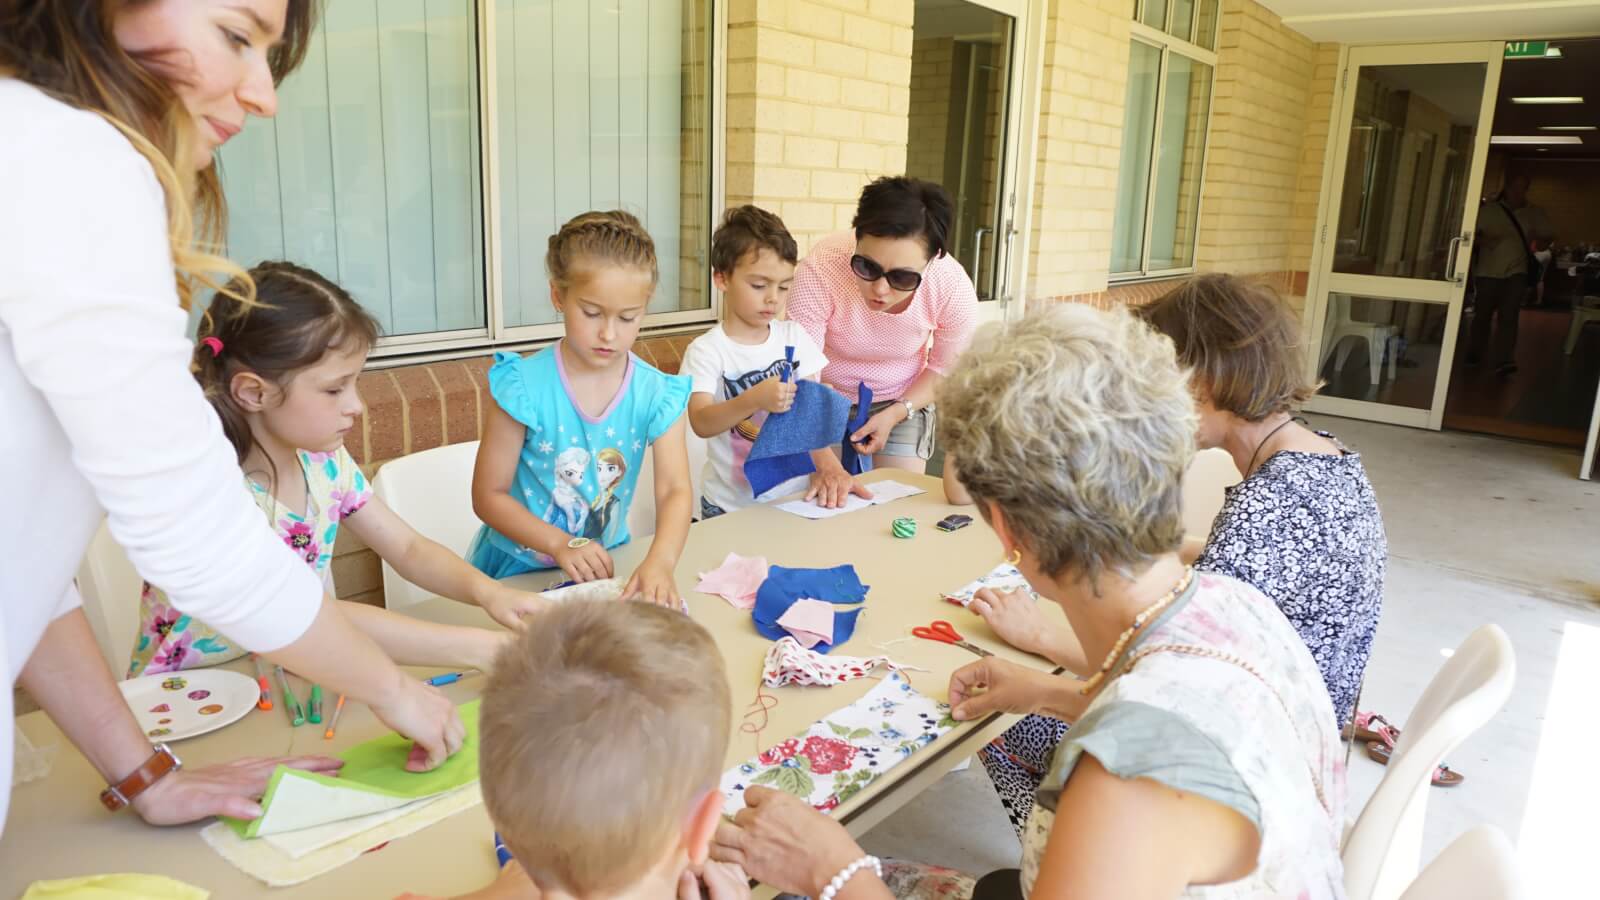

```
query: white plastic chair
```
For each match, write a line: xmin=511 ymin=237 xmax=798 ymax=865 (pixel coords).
xmin=1180 ymin=447 xmax=1241 ymax=540
xmin=1563 ymin=295 xmax=1600 ymax=355
xmin=1342 ymin=624 xmax=1517 ymax=900
xmin=1320 ymin=294 xmax=1399 ymax=386
xmin=372 ymin=440 xmax=484 ymax=612
xmin=74 ymin=522 xmax=144 ymax=672
xmin=628 ymin=428 xmax=708 ymax=538
xmin=1398 ymin=825 xmax=1524 ymax=900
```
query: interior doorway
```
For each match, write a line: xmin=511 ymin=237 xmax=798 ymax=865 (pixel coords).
xmin=1441 ymin=37 xmax=1600 ymax=454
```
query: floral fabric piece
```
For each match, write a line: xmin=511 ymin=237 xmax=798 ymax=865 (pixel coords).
xmin=720 ymin=671 xmax=956 ymax=816
xmin=942 ymin=562 xmax=1037 ymax=608
xmin=760 ymin=637 xmax=902 ymax=687
xmin=128 ymin=447 xmax=370 ymax=677
xmin=695 ymin=552 xmax=770 ymax=610
xmin=776 ymin=598 xmax=835 ymax=648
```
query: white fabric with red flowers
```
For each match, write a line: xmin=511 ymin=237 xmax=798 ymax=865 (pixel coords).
xmin=720 ymin=671 xmax=956 ymax=816
xmin=760 ymin=636 xmax=908 ymax=687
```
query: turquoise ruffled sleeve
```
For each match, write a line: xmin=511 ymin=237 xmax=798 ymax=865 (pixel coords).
xmin=486 ymin=351 xmax=538 ymax=430
xmin=643 ymin=368 xmax=692 ymax=444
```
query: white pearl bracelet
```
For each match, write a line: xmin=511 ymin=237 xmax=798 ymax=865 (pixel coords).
xmin=818 ymin=854 xmax=882 ymax=900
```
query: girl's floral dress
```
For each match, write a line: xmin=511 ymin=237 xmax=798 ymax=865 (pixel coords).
xmin=126 ymin=448 xmax=370 ymax=677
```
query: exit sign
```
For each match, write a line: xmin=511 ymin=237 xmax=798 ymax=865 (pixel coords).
xmin=1505 ymin=41 xmax=1550 ymax=58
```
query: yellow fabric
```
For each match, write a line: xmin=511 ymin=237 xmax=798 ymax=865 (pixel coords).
xmin=20 ymin=874 xmax=209 ymax=900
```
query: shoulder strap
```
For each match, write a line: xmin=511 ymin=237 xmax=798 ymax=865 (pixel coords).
xmin=1498 ymin=200 xmax=1532 ymax=250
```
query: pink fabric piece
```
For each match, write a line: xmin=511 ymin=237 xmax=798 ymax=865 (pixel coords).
xmin=761 ymin=637 xmax=900 ymax=687
xmin=695 ymin=552 xmax=770 ymax=609
xmin=776 ymin=598 xmax=835 ymax=648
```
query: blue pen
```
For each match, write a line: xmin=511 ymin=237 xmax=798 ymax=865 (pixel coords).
xmin=423 ymin=670 xmax=474 ymax=687
xmin=494 ymin=831 xmax=513 ymax=868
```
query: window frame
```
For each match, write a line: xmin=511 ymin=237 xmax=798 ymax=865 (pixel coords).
xmin=1110 ymin=16 xmax=1218 ymax=283
xmin=360 ymin=0 xmax=725 ymax=361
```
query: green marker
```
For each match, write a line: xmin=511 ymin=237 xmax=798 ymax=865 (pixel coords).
xmin=308 ymin=684 xmax=324 ymax=724
xmin=276 ymin=665 xmax=305 ymax=727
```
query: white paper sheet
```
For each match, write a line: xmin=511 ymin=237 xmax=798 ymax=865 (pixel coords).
xmin=774 ymin=479 xmax=926 ymax=519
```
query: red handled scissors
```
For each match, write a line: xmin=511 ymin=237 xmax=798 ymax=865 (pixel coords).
xmin=912 ymin=620 xmax=993 ymax=657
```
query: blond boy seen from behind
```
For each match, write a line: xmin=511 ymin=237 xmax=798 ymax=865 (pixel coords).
xmin=405 ymin=600 xmax=745 ymax=900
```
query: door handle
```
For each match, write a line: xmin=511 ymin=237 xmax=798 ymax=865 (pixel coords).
xmin=972 ymin=226 xmax=992 ymax=300
xmin=1445 ymin=233 xmax=1469 ymax=284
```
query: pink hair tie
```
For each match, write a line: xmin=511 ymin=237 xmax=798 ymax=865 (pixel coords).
xmin=200 ymin=337 xmax=224 ymax=357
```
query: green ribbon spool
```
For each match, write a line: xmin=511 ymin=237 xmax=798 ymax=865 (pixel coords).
xmin=891 ymin=517 xmax=917 ymax=539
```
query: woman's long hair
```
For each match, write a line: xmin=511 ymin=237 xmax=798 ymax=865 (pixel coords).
xmin=0 ymin=1 xmax=318 ymax=309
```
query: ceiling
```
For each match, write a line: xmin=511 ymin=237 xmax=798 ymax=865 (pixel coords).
xmin=1258 ymin=1 xmax=1600 ymax=44
xmin=1493 ymin=37 xmax=1600 ymax=157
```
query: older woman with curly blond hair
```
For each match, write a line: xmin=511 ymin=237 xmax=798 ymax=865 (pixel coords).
xmin=712 ymin=305 xmax=1345 ymax=900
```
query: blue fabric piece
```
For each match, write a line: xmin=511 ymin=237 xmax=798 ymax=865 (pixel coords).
xmin=742 ymin=380 xmax=851 ymax=498
xmin=840 ymin=382 xmax=876 ymax=475
xmin=752 ymin=564 xmax=870 ymax=654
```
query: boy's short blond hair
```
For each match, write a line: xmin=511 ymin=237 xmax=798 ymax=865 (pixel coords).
xmin=479 ymin=601 xmax=731 ymax=894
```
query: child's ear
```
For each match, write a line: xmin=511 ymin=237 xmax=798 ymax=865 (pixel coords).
xmin=682 ymin=789 xmax=724 ymax=866
xmin=549 ymin=282 xmax=565 ymax=317
xmin=230 ymin=371 xmax=270 ymax=413
xmin=711 ymin=269 xmax=729 ymax=293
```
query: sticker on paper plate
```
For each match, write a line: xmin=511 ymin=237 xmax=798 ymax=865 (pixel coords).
xmin=120 ymin=669 xmax=257 ymax=742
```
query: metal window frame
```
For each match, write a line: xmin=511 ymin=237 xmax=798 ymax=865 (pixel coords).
xmin=1108 ymin=20 xmax=1217 ymax=283
xmin=369 ymin=0 xmax=726 ymax=362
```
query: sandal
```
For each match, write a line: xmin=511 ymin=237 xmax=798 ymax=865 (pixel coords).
xmin=1364 ymin=739 xmax=1465 ymax=787
xmin=1343 ymin=710 xmax=1400 ymax=745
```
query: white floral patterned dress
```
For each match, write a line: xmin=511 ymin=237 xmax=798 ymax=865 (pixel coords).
xmin=126 ymin=448 xmax=369 ymax=677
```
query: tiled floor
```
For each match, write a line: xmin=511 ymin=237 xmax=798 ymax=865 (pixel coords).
xmin=860 ymin=415 xmax=1600 ymax=897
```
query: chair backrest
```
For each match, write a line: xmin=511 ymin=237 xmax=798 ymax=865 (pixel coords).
xmin=75 ymin=522 xmax=145 ymax=672
xmin=372 ymin=440 xmax=483 ymax=612
xmin=1343 ymin=624 xmax=1517 ymax=900
xmin=1181 ymin=447 xmax=1240 ymax=540
xmin=628 ymin=427 xmax=708 ymax=538
xmin=1398 ymin=825 xmax=1524 ymax=900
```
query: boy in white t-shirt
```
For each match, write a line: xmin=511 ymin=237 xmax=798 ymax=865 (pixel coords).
xmin=683 ymin=206 xmax=871 ymax=518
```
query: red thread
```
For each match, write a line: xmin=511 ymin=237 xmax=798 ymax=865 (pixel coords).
xmin=741 ymin=681 xmax=779 ymax=755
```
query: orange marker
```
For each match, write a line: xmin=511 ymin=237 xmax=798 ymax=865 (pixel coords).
xmin=323 ymin=694 xmax=347 ymax=740
xmin=251 ymin=655 xmax=273 ymax=711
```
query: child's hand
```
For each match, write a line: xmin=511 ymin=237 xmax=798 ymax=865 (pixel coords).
xmin=622 ymin=558 xmax=682 ymax=609
xmin=679 ymin=861 xmax=751 ymax=900
xmin=552 ymin=539 xmax=615 ymax=584
xmin=479 ymin=584 xmax=547 ymax=631
xmin=749 ymin=376 xmax=797 ymax=414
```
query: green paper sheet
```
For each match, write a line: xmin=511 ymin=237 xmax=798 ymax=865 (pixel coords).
xmin=224 ymin=699 xmax=480 ymax=839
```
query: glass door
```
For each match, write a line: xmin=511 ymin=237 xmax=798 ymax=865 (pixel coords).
xmin=905 ymin=0 xmax=1035 ymax=317
xmin=1304 ymin=43 xmax=1504 ymax=429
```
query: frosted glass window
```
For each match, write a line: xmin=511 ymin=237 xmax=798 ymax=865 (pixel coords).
xmin=218 ymin=0 xmax=485 ymax=339
xmin=495 ymin=0 xmax=712 ymax=328
xmin=1111 ymin=41 xmax=1160 ymax=275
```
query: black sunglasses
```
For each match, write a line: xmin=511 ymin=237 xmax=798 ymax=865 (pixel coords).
xmin=850 ymin=254 xmax=923 ymax=293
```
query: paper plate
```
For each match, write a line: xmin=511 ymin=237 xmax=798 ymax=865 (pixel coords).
xmin=118 ymin=668 xmax=259 ymax=742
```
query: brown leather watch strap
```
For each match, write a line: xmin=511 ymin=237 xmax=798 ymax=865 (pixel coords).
xmin=100 ymin=743 xmax=182 ymax=812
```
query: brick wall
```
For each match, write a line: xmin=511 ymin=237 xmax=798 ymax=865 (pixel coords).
xmin=1194 ymin=0 xmax=1318 ymax=284
xmin=905 ymin=37 xmax=954 ymax=184
xmin=725 ymin=0 xmax=913 ymax=254
xmin=1026 ymin=0 xmax=1133 ymax=301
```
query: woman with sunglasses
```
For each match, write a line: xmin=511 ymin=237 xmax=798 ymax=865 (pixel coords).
xmin=787 ymin=177 xmax=979 ymax=502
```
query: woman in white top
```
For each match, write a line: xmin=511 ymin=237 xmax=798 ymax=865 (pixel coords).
xmin=0 ymin=0 xmax=462 ymax=836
